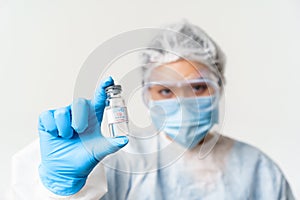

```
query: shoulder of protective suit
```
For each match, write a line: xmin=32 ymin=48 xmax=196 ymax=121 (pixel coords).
xmin=221 ymin=135 xmax=276 ymax=163
xmin=229 ymin=136 xmax=276 ymax=161
xmin=221 ymin=135 xmax=295 ymax=199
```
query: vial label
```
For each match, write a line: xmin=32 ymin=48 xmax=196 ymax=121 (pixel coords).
xmin=106 ymin=107 xmax=128 ymax=124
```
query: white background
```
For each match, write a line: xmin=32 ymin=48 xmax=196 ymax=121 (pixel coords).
xmin=0 ymin=0 xmax=299 ymax=198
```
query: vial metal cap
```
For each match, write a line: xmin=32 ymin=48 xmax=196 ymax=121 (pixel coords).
xmin=105 ymin=85 xmax=122 ymax=95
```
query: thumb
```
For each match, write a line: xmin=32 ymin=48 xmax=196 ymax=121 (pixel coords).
xmin=94 ymin=136 xmax=129 ymax=161
xmin=92 ymin=76 xmax=114 ymax=122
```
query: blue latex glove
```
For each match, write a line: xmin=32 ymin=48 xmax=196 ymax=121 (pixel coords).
xmin=38 ymin=77 xmax=129 ymax=196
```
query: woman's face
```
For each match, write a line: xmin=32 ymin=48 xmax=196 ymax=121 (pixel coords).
xmin=146 ymin=59 xmax=216 ymax=100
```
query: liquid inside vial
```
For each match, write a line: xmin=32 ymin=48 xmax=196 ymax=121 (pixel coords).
xmin=108 ymin=121 xmax=129 ymax=137
xmin=106 ymin=106 xmax=129 ymax=137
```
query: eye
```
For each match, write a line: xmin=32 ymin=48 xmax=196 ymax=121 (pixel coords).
xmin=158 ymin=88 xmax=173 ymax=98
xmin=192 ymin=83 xmax=208 ymax=94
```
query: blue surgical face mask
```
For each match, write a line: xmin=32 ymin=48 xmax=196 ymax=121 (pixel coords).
xmin=149 ymin=96 xmax=218 ymax=149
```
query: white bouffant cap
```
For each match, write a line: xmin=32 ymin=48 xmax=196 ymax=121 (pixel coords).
xmin=140 ymin=20 xmax=226 ymax=86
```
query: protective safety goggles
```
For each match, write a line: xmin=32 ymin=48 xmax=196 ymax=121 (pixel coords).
xmin=143 ymin=78 xmax=220 ymax=103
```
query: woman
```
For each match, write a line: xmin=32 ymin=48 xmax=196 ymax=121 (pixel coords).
xmin=10 ymin=21 xmax=294 ymax=199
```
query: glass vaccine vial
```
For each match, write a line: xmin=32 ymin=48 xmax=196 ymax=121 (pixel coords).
xmin=105 ymin=85 xmax=129 ymax=137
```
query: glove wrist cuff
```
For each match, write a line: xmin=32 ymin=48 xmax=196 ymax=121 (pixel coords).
xmin=38 ymin=165 xmax=87 ymax=196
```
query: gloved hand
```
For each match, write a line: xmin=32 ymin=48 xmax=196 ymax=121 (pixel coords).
xmin=38 ymin=77 xmax=129 ymax=196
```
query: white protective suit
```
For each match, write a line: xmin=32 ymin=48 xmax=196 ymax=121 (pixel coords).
xmin=8 ymin=131 xmax=295 ymax=200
